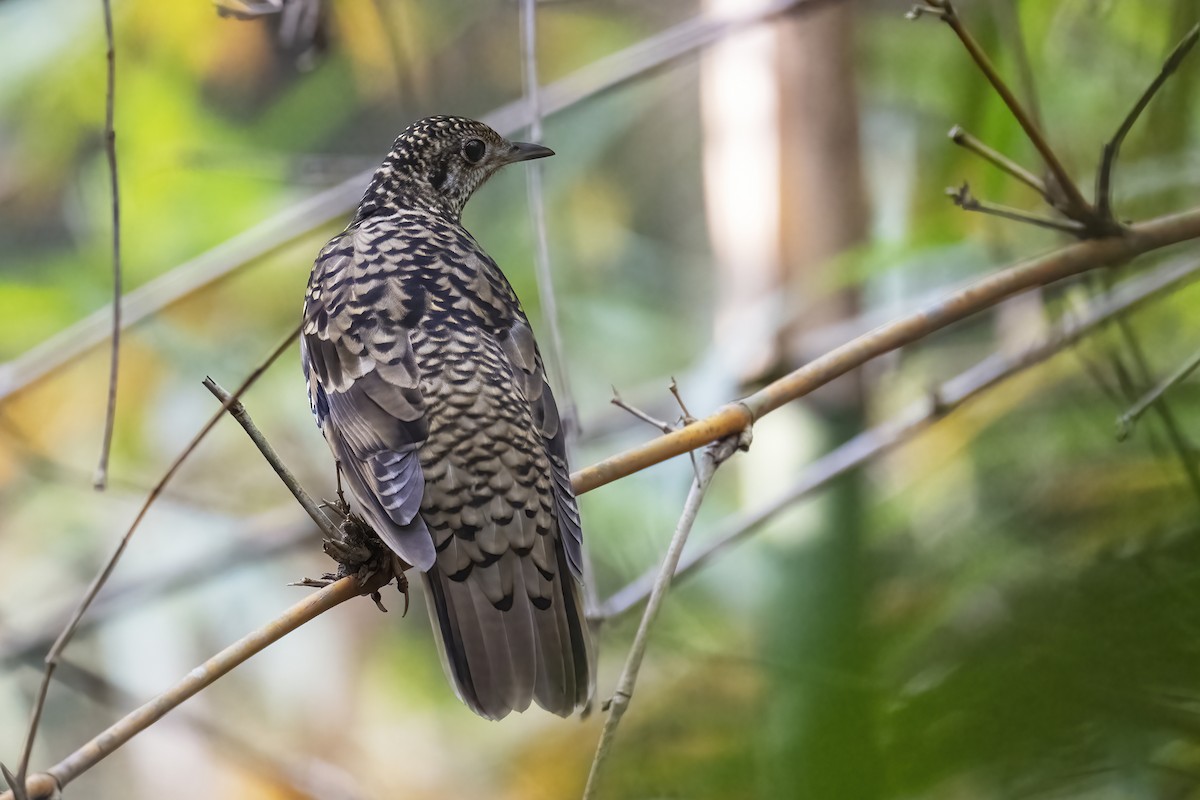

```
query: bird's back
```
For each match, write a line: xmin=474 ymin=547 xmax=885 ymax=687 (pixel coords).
xmin=303 ymin=206 xmax=591 ymax=719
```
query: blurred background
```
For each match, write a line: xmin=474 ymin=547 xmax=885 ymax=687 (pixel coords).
xmin=2 ymin=0 xmax=1200 ymax=797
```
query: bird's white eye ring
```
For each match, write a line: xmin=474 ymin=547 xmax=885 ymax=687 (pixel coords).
xmin=463 ymin=139 xmax=486 ymax=164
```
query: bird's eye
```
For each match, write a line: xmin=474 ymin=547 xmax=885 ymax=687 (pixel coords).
xmin=463 ymin=139 xmax=486 ymax=164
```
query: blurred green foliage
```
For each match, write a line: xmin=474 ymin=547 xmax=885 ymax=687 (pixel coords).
xmin=2 ymin=1 xmax=1200 ymax=798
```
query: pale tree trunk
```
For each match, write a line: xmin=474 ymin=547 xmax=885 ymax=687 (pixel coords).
xmin=766 ymin=6 xmax=880 ymax=798
xmin=703 ymin=1 xmax=881 ymax=795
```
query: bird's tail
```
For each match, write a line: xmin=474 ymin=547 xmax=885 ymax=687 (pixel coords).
xmin=422 ymin=540 xmax=593 ymax=720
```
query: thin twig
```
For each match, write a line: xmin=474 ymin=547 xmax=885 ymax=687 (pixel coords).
xmin=13 ymin=668 xmax=53 ymax=799
xmin=49 ymin=659 xmax=366 ymax=800
xmin=989 ymin=0 xmax=1042 ymax=131
xmin=582 ymin=434 xmax=746 ymax=800
xmin=93 ymin=0 xmax=122 ymax=491
xmin=0 ymin=0 xmax=845 ymax=406
xmin=1097 ymin=22 xmax=1200 ymax=221
xmin=202 ymin=377 xmax=341 ymax=540
xmin=568 ymin=206 xmax=1200 ymax=496
xmin=0 ymin=763 xmax=27 ymax=800
xmin=947 ymin=125 xmax=1050 ymax=200
xmin=946 ymin=182 xmax=1087 ymax=235
xmin=611 ymin=386 xmax=676 ymax=434
xmin=1 ymin=577 xmax=362 ymax=800
xmin=912 ymin=0 xmax=1095 ymax=222
xmin=519 ymin=0 xmax=596 ymax=616
xmin=14 ymin=322 xmax=302 ymax=784
xmin=519 ymin=0 xmax=577 ymax=438
xmin=1112 ymin=316 xmax=1200 ymax=504
xmin=597 ymin=253 xmax=1200 ymax=621
xmin=1118 ymin=345 xmax=1200 ymax=440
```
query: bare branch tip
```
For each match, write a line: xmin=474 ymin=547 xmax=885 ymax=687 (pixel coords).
xmin=1 ymin=763 xmax=28 ymax=800
xmin=1166 ymin=22 xmax=1200 ymax=73
xmin=946 ymin=182 xmax=976 ymax=209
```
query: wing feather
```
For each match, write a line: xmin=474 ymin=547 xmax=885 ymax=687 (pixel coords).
xmin=301 ymin=227 xmax=435 ymax=570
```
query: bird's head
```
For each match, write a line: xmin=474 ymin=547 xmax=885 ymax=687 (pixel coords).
xmin=357 ymin=115 xmax=554 ymax=223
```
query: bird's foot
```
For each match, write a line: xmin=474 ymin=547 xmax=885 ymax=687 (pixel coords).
xmin=300 ymin=510 xmax=413 ymax=615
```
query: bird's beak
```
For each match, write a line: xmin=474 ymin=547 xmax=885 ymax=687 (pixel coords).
xmin=506 ymin=141 xmax=555 ymax=163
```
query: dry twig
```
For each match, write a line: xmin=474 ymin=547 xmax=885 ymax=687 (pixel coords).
xmin=946 ymin=182 xmax=1086 ymax=235
xmin=1097 ymin=23 xmax=1200 ymax=220
xmin=93 ymin=0 xmax=122 ymax=492
xmin=1117 ymin=344 xmax=1200 ymax=441
xmin=947 ymin=126 xmax=1049 ymax=201
xmin=581 ymin=432 xmax=749 ymax=800
xmin=922 ymin=5 xmax=1200 ymax=239
xmin=48 ymin=659 xmax=364 ymax=800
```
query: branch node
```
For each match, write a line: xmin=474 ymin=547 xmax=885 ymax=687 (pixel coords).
xmin=947 ymin=182 xmax=1090 ymax=235
xmin=905 ymin=3 xmax=947 ymax=22
xmin=611 ymin=386 xmax=677 ymax=434
xmin=668 ymin=377 xmax=697 ymax=427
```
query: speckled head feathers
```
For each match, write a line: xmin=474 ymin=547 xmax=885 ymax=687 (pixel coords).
xmin=356 ymin=115 xmax=554 ymax=223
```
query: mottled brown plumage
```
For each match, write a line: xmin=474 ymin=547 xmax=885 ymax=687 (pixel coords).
xmin=300 ymin=116 xmax=592 ymax=720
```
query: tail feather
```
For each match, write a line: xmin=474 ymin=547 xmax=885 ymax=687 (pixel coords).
xmin=422 ymin=539 xmax=593 ymax=720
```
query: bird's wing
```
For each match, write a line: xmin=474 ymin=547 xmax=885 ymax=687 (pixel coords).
xmin=497 ymin=316 xmax=584 ymax=580
xmin=301 ymin=223 xmax=436 ymax=570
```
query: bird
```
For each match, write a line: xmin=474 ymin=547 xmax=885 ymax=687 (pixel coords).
xmin=299 ymin=115 xmax=593 ymax=720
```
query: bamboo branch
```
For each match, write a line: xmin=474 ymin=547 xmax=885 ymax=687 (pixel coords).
xmin=1118 ymin=345 xmax=1200 ymax=441
xmin=598 ymin=253 xmax=1200 ymax=622
xmin=582 ymin=434 xmax=746 ymax=800
xmin=93 ymin=0 xmax=122 ymax=492
xmin=569 ymin=206 xmax=1200 ymax=496
xmin=946 ymin=182 xmax=1086 ymax=235
xmin=948 ymin=125 xmax=1050 ymax=201
xmin=1110 ymin=316 xmax=1200 ymax=503
xmin=1097 ymin=23 xmax=1200 ymax=221
xmin=0 ymin=578 xmax=362 ymax=800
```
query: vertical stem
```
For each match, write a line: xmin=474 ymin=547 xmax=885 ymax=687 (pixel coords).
xmin=94 ymin=0 xmax=122 ymax=490
xmin=519 ymin=0 xmax=597 ymax=612
xmin=582 ymin=447 xmax=725 ymax=799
